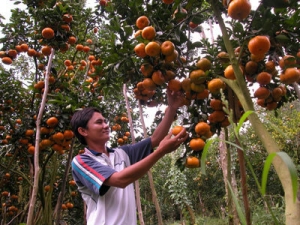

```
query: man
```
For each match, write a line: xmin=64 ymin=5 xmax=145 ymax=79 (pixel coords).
xmin=71 ymin=89 xmax=188 ymax=225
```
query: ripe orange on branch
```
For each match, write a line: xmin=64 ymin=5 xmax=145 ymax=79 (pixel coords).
xmin=189 ymin=138 xmax=205 ymax=151
xmin=136 ymin=16 xmax=150 ymax=29
xmin=142 ymin=26 xmax=156 ymax=40
xmin=2 ymin=57 xmax=13 ymax=65
xmin=42 ymin=27 xmax=55 ymax=39
xmin=168 ymin=79 xmax=182 ymax=92
xmin=256 ymin=72 xmax=272 ymax=85
xmin=145 ymin=41 xmax=161 ymax=57
xmin=171 ymin=125 xmax=186 ymax=136
xmin=134 ymin=43 xmax=147 ymax=58
xmin=195 ymin=122 xmax=210 ymax=136
xmin=248 ymin=36 xmax=270 ymax=56
xmin=208 ymin=78 xmax=226 ymax=94
xmin=228 ymin=0 xmax=251 ymax=21
xmin=161 ymin=41 xmax=175 ymax=56
xmin=185 ymin=156 xmax=200 ymax=168
xmin=46 ymin=117 xmax=59 ymax=128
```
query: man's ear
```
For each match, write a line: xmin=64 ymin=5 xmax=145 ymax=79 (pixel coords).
xmin=78 ymin=127 xmax=88 ymax=137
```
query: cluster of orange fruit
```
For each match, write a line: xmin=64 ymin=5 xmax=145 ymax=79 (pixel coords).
xmin=132 ymin=15 xmax=184 ymax=103
xmin=19 ymin=116 xmax=74 ymax=155
xmin=111 ymin=113 xmax=131 ymax=145
xmin=172 ymin=121 xmax=213 ymax=168
xmin=244 ymin=35 xmax=299 ymax=110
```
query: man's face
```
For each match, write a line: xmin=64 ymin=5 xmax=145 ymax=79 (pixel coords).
xmin=84 ymin=112 xmax=110 ymax=143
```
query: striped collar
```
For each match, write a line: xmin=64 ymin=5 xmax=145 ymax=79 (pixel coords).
xmin=87 ymin=147 xmax=114 ymax=156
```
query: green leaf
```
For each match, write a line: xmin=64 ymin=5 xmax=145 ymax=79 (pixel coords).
xmin=235 ymin=110 xmax=254 ymax=135
xmin=201 ymin=137 xmax=216 ymax=175
xmin=261 ymin=152 xmax=298 ymax=202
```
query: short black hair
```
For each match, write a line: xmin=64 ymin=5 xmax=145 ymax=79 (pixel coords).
xmin=70 ymin=107 xmax=101 ymax=145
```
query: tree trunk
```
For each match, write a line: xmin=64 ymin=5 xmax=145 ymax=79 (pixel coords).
xmin=123 ymin=84 xmax=145 ymax=225
xmin=219 ymin=131 xmax=239 ymax=225
xmin=27 ymin=49 xmax=55 ymax=225
xmin=138 ymin=100 xmax=163 ymax=225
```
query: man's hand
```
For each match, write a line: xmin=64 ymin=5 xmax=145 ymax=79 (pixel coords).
xmin=166 ymin=88 xmax=185 ymax=110
xmin=156 ymin=127 xmax=189 ymax=155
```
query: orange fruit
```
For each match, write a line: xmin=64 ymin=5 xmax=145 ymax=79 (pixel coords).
xmin=161 ymin=41 xmax=175 ymax=56
xmin=141 ymin=26 xmax=156 ymax=40
xmin=117 ymin=138 xmax=124 ymax=145
xmin=25 ymin=129 xmax=34 ymax=136
xmin=189 ymin=138 xmax=205 ymax=151
xmin=281 ymin=55 xmax=296 ymax=69
xmin=195 ymin=58 xmax=211 ymax=71
xmin=271 ymin=87 xmax=283 ymax=101
xmin=83 ymin=46 xmax=90 ymax=53
xmin=224 ymin=65 xmax=243 ymax=80
xmin=134 ymin=43 xmax=147 ymax=58
xmin=189 ymin=21 xmax=198 ymax=29
xmin=40 ymin=139 xmax=53 ymax=147
xmin=140 ymin=63 xmax=154 ymax=77
xmin=44 ymin=185 xmax=51 ymax=192
xmin=172 ymin=125 xmax=185 ymax=136
xmin=61 ymin=24 xmax=70 ymax=31
xmin=46 ymin=117 xmax=59 ymax=128
xmin=20 ymin=43 xmax=29 ymax=52
xmin=41 ymin=45 xmax=52 ymax=56
xmin=254 ymin=86 xmax=270 ymax=99
xmin=207 ymin=78 xmax=226 ymax=94
xmin=245 ymin=60 xmax=258 ymax=75
xmin=28 ymin=145 xmax=35 ymax=154
xmin=27 ymin=49 xmax=37 ymax=57
xmin=76 ymin=44 xmax=84 ymax=51
xmin=145 ymin=41 xmax=161 ymax=57
xmin=136 ymin=16 xmax=150 ymax=29
xmin=191 ymin=83 xmax=205 ymax=93
xmin=265 ymin=60 xmax=276 ymax=73
xmin=64 ymin=59 xmax=72 ymax=67
xmin=185 ymin=156 xmax=200 ymax=168
xmin=168 ymin=79 xmax=181 ymax=92
xmin=256 ymin=72 xmax=272 ymax=85
xmin=195 ymin=122 xmax=210 ymax=136
xmin=52 ymin=132 xmax=64 ymax=143
xmin=165 ymin=70 xmax=176 ymax=81
xmin=208 ymin=110 xmax=226 ymax=123
xmin=248 ymin=36 xmax=270 ymax=56
xmin=228 ymin=0 xmax=251 ymax=21
xmin=196 ymin=89 xmax=209 ymax=99
xmin=181 ymin=78 xmax=192 ymax=92
xmin=67 ymin=36 xmax=77 ymax=45
xmin=52 ymin=144 xmax=63 ymax=152
xmin=63 ymin=14 xmax=73 ymax=23
xmin=2 ymin=57 xmax=13 ymax=65
xmin=164 ymin=50 xmax=178 ymax=63
xmin=143 ymin=78 xmax=156 ymax=91
xmin=152 ymin=70 xmax=165 ymax=85
xmin=210 ymin=99 xmax=223 ymax=111
xmin=190 ymin=69 xmax=206 ymax=84
xmin=8 ymin=49 xmax=18 ymax=58
xmin=217 ymin=51 xmax=230 ymax=63
xmin=42 ymin=27 xmax=55 ymax=39
xmin=280 ymin=67 xmax=300 ymax=85
xmin=134 ymin=30 xmax=142 ymax=38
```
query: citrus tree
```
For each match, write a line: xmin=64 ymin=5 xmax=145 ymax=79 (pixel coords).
xmin=0 ymin=0 xmax=299 ymax=224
